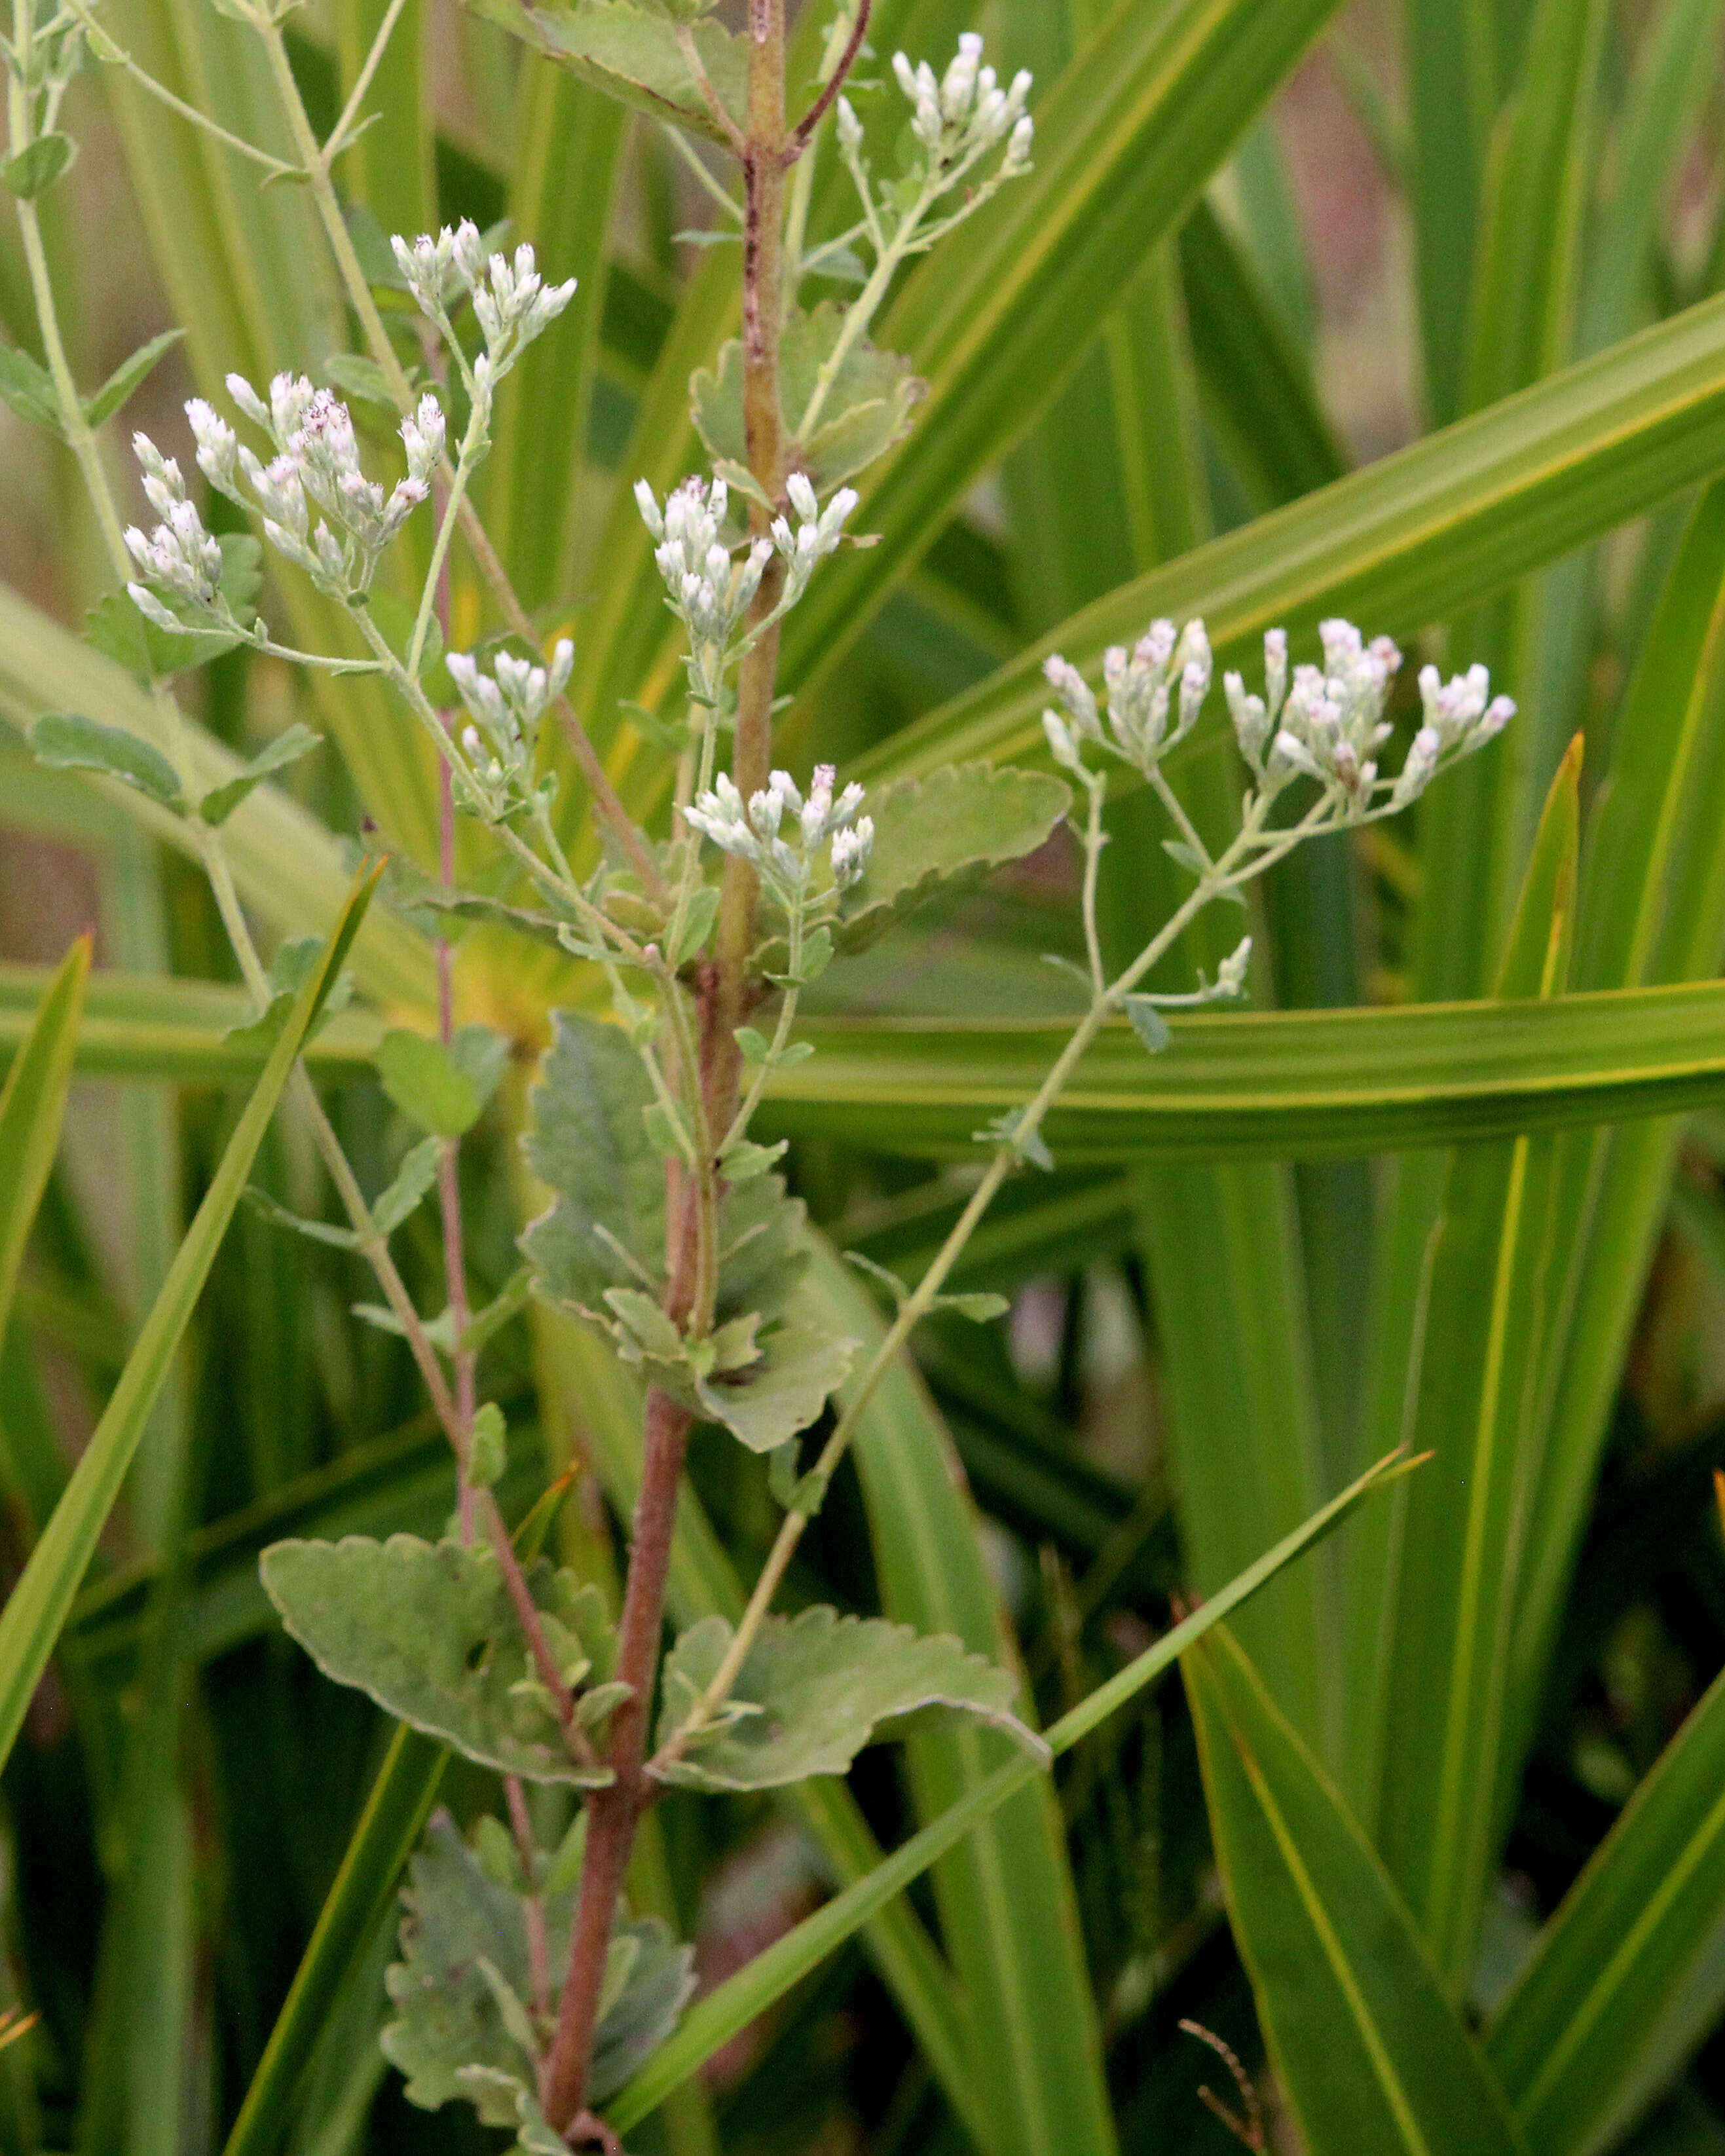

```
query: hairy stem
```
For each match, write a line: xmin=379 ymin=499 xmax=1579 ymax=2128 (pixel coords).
xmin=543 ymin=6 xmax=790 ymax=2130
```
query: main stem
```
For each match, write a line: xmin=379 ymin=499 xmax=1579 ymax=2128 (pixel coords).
xmin=542 ymin=7 xmax=789 ymax=2135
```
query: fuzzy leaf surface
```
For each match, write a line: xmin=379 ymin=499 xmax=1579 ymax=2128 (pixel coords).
xmin=382 ymin=1812 xmax=694 ymax=2119
xmin=694 ymin=1322 xmax=855 ymax=1455
xmin=693 ymin=303 xmax=925 ymax=493
xmin=524 ymin=1015 xmax=844 ymax=1443
xmin=835 ymin=764 xmax=1070 ymax=953
xmin=29 ymin=711 xmax=185 ymax=811
xmin=465 ymin=0 xmax=745 ymax=143
xmin=653 ymin=1606 xmax=1048 ymax=1791
xmin=521 ymin=1011 xmax=667 ymax=1312
xmin=198 ymin=723 xmax=321 ymax=827
xmin=377 ymin=1024 xmax=510 ymax=1138
xmin=259 ymin=1534 xmax=617 ymax=1785
xmin=0 ymin=342 xmax=64 ymax=434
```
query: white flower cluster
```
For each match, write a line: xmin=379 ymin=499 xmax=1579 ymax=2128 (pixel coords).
xmin=391 ymin=223 xmax=576 ymax=384
xmin=889 ymin=34 xmax=1033 ymax=173
xmin=446 ymin=639 xmax=573 ymax=814
xmin=635 ymin=473 xmax=857 ymax=705
xmin=124 ymin=437 xmax=227 ymax=632
xmin=163 ymin=375 xmax=442 ymax=600
xmin=686 ymin=764 xmax=874 ymax=907
xmin=1223 ymin=620 xmax=1514 ymax=812
xmin=1042 ymin=618 xmax=1214 ymax=778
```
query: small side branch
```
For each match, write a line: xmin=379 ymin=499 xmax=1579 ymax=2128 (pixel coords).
xmin=785 ymin=0 xmax=872 ymax=163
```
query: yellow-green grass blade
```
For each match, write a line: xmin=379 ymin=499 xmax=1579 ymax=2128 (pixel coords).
xmin=778 ymin=0 xmax=1351 ymax=692
xmin=1579 ymin=0 xmax=1725 ymax=360
xmin=520 ymin=1294 xmax=989 ymax=2150
xmin=333 ymin=0 xmax=433 ymax=243
xmin=0 ymin=583 xmax=436 ymax=1013
xmin=1487 ymin=1656 xmax=1725 ymax=2156
xmin=0 ymin=866 xmax=378 ymax=1779
xmin=484 ymin=62 xmax=626 ymax=614
xmin=852 ymin=288 xmax=1725 ymax=787
xmin=1510 ymin=475 xmax=1725 ymax=1811
xmin=605 ymin=1451 xmax=1420 ymax=2136
xmin=1373 ymin=743 xmax=1580 ymax=1988
xmin=0 ymin=965 xmax=380 ymax=1085
xmin=21 ymin=954 xmax=1725 ymax=1165
xmin=816 ymin=1246 xmax=1118 ymax=2156
xmin=1140 ymin=1160 xmax=1332 ymax=1755
xmin=0 ymin=935 xmax=88 ymax=1341
xmin=756 ymin=978 xmax=1725 ymax=1161
xmin=1418 ymin=0 xmax=1605 ymax=1008
xmin=97 ymin=0 xmax=439 ymax=860
xmin=1405 ymin=0 xmax=1498 ymax=426
xmin=1185 ymin=1624 xmax=1530 ymax=2156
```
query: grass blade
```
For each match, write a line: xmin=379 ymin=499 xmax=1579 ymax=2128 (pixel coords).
xmin=779 ymin=0 xmax=1349 ymax=690
xmin=604 ymin=1450 xmax=1421 ymax=2135
xmin=1487 ymin=1657 xmax=1725 ymax=2155
xmin=1373 ymin=744 xmax=1580 ymax=1984
xmin=853 ymin=289 xmax=1725 ymax=785
xmin=0 ymin=933 xmax=88 ymax=1337
xmin=1186 ymin=1624 xmax=1529 ymax=2156
xmin=0 ymin=865 xmax=379 ymax=1777
xmin=219 ymin=1724 xmax=447 ymax=2156
xmin=817 ymin=1245 xmax=1118 ymax=2156
xmin=0 ymin=584 xmax=436 ymax=1011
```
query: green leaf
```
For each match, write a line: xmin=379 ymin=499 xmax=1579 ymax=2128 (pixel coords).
xmin=465 ymin=0 xmax=745 ymax=145
xmin=1184 ymin=1625 xmax=1530 ymax=2156
xmin=0 ymin=937 xmax=88 ymax=1345
xmin=1487 ymin=1656 xmax=1725 ymax=2155
xmin=376 ymin=1024 xmax=510 ymax=1138
xmin=1123 ymin=997 xmax=1171 ymax=1054
xmin=465 ymin=1402 xmax=507 ymax=1492
xmin=322 ymin=352 xmax=402 ymax=411
xmin=0 ymin=865 xmax=379 ymax=1776
xmin=28 ymin=711 xmax=185 ymax=813
xmin=371 ymin=1134 xmax=444 ymax=1236
xmin=223 ymin=935 xmax=354 ymax=1056
xmin=521 ymin=1011 xmax=666 ymax=1315
xmin=259 ymin=1533 xmax=618 ymax=1786
xmin=1 ymin=132 xmax=75 ymax=199
xmin=524 ymin=1015 xmax=836 ymax=1440
xmin=0 ymin=341 xmax=64 ymax=434
xmin=654 ymin=1607 xmax=1046 ymax=1793
xmin=693 ymin=303 xmax=925 ymax=493
xmin=834 ymin=764 xmax=1071 ymax=954
xmin=82 ymin=592 xmax=242 ymax=682
xmin=692 ymin=1320 xmax=855 ymax=1455
xmin=383 ymin=1812 xmax=694 ymax=2116
xmin=198 ymin=722 xmax=321 ymax=827
xmin=241 ymin=1187 xmax=363 ymax=1251
xmin=83 ymin=327 xmax=187 ymax=428
xmin=607 ymin=1448 xmax=1419 ymax=2133
xmin=81 ymin=532 xmax=261 ymax=682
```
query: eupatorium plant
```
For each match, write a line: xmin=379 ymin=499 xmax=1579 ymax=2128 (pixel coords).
xmin=2 ymin=0 xmax=1514 ymax=2146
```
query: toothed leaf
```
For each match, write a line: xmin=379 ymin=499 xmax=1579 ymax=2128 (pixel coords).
xmin=259 ymin=1533 xmax=618 ymax=1785
xmin=654 ymin=1607 xmax=1048 ymax=1791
